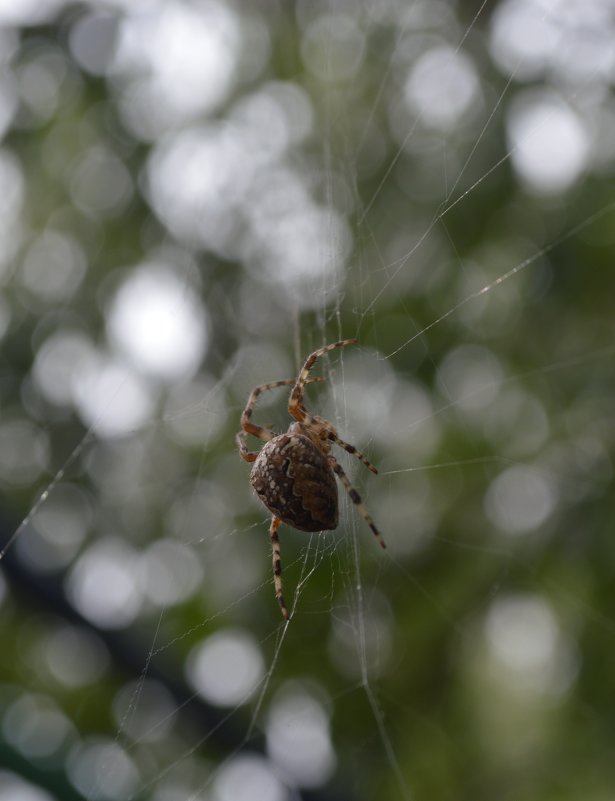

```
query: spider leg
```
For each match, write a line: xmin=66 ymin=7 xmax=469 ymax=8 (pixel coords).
xmin=239 ymin=378 xmax=325 ymax=457
xmin=290 ymin=400 xmax=379 ymax=474
xmin=240 ymin=379 xmax=293 ymax=444
xmin=238 ymin=378 xmax=325 ymax=463
xmin=269 ymin=516 xmax=289 ymax=620
xmin=236 ymin=431 xmax=262 ymax=463
xmin=289 ymin=338 xmax=357 ymax=421
xmin=329 ymin=457 xmax=386 ymax=549
xmin=326 ymin=431 xmax=378 ymax=474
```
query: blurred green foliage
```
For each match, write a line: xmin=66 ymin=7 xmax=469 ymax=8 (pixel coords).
xmin=1 ymin=2 xmax=614 ymax=801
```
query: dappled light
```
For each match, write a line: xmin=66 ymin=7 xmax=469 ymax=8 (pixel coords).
xmin=185 ymin=629 xmax=265 ymax=707
xmin=1 ymin=1 xmax=614 ymax=800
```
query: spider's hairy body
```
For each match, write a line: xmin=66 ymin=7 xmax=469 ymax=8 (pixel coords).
xmin=236 ymin=338 xmax=384 ymax=620
xmin=250 ymin=429 xmax=338 ymax=532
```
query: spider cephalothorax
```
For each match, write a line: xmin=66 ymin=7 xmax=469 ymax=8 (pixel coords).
xmin=237 ymin=339 xmax=385 ymax=620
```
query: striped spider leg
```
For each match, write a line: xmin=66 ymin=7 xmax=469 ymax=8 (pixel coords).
xmin=238 ymin=340 xmax=384 ymax=620
xmin=288 ymin=340 xmax=385 ymax=549
xmin=236 ymin=375 xmax=324 ymax=619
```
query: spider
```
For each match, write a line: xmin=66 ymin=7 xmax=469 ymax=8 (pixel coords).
xmin=237 ymin=338 xmax=385 ymax=620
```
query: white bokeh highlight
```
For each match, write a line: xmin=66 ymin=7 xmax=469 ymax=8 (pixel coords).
xmin=212 ymin=755 xmax=287 ymax=801
xmin=32 ymin=330 xmax=94 ymax=407
xmin=266 ymin=683 xmax=336 ymax=788
xmin=0 ymin=771 xmax=55 ymax=801
xmin=0 ymin=0 xmax=63 ymax=25
xmin=20 ymin=229 xmax=87 ymax=302
xmin=489 ymin=0 xmax=557 ymax=80
xmin=147 ymin=125 xmax=256 ymax=251
xmin=485 ymin=593 xmax=578 ymax=695
xmin=0 ymin=149 xmax=24 ymax=272
xmin=507 ymin=92 xmax=589 ymax=194
xmin=2 ymin=693 xmax=73 ymax=759
xmin=106 ymin=263 xmax=208 ymax=381
xmin=33 ymin=332 xmax=154 ymax=439
xmin=186 ymin=629 xmax=265 ymax=707
xmin=15 ymin=484 xmax=91 ymax=573
xmin=65 ymin=538 xmax=142 ymax=629
xmin=112 ymin=0 xmax=240 ymax=137
xmin=490 ymin=0 xmax=615 ymax=85
xmin=69 ymin=146 xmax=133 ymax=218
xmin=137 ymin=539 xmax=203 ymax=606
xmin=43 ymin=625 xmax=110 ymax=688
xmin=485 ymin=464 xmax=557 ymax=534
xmin=112 ymin=679 xmax=177 ymax=743
xmin=404 ymin=46 xmax=480 ymax=131
xmin=437 ymin=345 xmax=503 ymax=412
xmin=67 ymin=739 xmax=139 ymax=801
xmin=72 ymin=352 xmax=154 ymax=438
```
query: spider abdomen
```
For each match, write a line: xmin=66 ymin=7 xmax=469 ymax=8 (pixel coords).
xmin=250 ymin=433 xmax=338 ymax=532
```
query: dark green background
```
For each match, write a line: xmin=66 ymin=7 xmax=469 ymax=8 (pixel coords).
xmin=1 ymin=2 xmax=614 ymax=800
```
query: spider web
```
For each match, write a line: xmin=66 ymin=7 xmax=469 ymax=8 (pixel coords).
xmin=2 ymin=2 xmax=615 ymax=801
